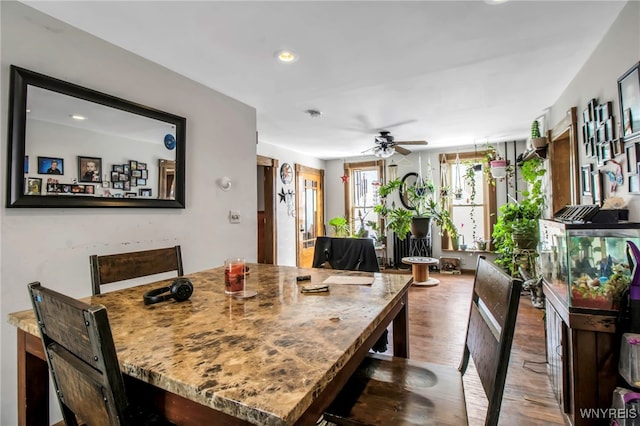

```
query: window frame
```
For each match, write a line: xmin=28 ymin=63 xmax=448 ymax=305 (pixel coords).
xmin=440 ymin=152 xmax=497 ymax=251
xmin=343 ymin=160 xmax=385 ymax=236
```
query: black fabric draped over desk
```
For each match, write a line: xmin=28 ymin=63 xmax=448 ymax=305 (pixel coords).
xmin=312 ymin=237 xmax=380 ymax=273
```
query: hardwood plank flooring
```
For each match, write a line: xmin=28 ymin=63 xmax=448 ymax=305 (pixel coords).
xmin=384 ymin=271 xmax=566 ymax=426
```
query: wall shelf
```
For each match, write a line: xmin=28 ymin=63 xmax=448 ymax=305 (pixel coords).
xmin=517 ymin=146 xmax=547 ymax=164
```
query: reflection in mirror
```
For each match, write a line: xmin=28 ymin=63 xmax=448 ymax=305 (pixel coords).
xmin=7 ymin=65 xmax=186 ymax=208
xmin=158 ymin=159 xmax=176 ymax=200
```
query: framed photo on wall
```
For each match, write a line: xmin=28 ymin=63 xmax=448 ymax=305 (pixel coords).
xmin=592 ymin=169 xmax=603 ymax=206
xmin=78 ymin=156 xmax=102 ymax=183
xmin=26 ymin=177 xmax=42 ymax=195
xmin=618 ymin=62 xmax=640 ymax=140
xmin=38 ymin=157 xmax=64 ymax=175
xmin=581 ymin=164 xmax=593 ymax=196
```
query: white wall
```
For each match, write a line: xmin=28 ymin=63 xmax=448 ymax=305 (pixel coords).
xmin=1 ymin=3 xmax=257 ymax=424
xmin=549 ymin=0 xmax=640 ymax=221
xmin=256 ymin=141 xmax=324 ymax=266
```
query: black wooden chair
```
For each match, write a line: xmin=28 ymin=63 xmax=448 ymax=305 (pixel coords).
xmin=28 ymin=282 xmax=174 ymax=426
xmin=324 ymin=256 xmax=522 ymax=426
xmin=90 ymin=245 xmax=183 ymax=295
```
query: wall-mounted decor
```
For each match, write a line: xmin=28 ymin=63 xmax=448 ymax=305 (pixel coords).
xmin=280 ymin=163 xmax=293 ymax=184
xmin=591 ymin=169 xmax=603 ymax=206
xmin=583 ymin=98 xmax=617 ymax=163
xmin=78 ymin=156 xmax=102 ymax=183
xmin=626 ymin=142 xmax=639 ymax=173
xmin=618 ymin=62 xmax=640 ymax=140
xmin=26 ymin=177 xmax=42 ymax=195
xmin=630 ymin=163 xmax=640 ymax=194
xmin=7 ymin=66 xmax=186 ymax=208
xmin=581 ymin=164 xmax=593 ymax=197
xmin=400 ymin=172 xmax=419 ymax=209
xmin=37 ymin=157 xmax=64 ymax=175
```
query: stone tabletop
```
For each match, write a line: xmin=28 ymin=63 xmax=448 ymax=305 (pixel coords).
xmin=8 ymin=264 xmax=411 ymax=426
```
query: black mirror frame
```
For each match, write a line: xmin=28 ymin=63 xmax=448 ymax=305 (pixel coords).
xmin=6 ymin=65 xmax=186 ymax=208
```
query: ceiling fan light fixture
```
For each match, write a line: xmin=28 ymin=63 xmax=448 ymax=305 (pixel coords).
xmin=374 ymin=146 xmax=395 ymax=158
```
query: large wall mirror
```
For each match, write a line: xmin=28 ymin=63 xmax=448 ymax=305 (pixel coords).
xmin=7 ymin=65 xmax=186 ymax=208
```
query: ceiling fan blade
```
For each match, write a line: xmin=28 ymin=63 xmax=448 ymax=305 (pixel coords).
xmin=395 ymin=146 xmax=412 ymax=155
xmin=395 ymin=140 xmax=428 ymax=145
xmin=361 ymin=146 xmax=376 ymax=154
xmin=377 ymin=119 xmax=417 ymax=131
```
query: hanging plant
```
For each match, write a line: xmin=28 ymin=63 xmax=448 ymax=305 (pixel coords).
xmin=463 ymin=165 xmax=478 ymax=243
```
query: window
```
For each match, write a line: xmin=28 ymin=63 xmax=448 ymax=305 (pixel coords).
xmin=344 ymin=160 xmax=384 ymax=238
xmin=441 ymin=152 xmax=496 ymax=250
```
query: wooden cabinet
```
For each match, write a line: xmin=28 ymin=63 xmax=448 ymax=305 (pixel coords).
xmin=544 ymin=280 xmax=619 ymax=425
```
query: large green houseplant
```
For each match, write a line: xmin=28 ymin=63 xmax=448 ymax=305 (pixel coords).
xmin=492 ymin=156 xmax=546 ymax=275
xmin=374 ymin=177 xmax=457 ymax=242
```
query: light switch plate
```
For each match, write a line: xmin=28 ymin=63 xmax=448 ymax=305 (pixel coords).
xmin=229 ymin=210 xmax=241 ymax=223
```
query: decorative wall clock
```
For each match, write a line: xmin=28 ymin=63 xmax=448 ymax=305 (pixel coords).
xmin=280 ymin=163 xmax=293 ymax=184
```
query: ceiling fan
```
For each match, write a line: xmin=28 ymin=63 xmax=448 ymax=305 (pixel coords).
xmin=367 ymin=130 xmax=428 ymax=158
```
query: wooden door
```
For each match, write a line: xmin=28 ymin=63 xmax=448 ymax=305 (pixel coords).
xmin=296 ymin=165 xmax=324 ymax=267
xmin=257 ymin=155 xmax=277 ymax=264
xmin=549 ymin=107 xmax=579 ymax=215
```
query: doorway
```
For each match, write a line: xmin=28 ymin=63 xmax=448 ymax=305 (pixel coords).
xmin=549 ymin=107 xmax=579 ymax=215
xmin=257 ymin=155 xmax=277 ymax=264
xmin=295 ymin=164 xmax=324 ymax=267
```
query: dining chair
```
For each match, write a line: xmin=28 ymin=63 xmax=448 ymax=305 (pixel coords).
xmin=90 ymin=245 xmax=183 ymax=295
xmin=324 ymin=256 xmax=522 ymax=426
xmin=27 ymin=282 xmax=174 ymax=426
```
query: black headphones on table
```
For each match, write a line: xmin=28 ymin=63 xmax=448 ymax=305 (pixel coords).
xmin=143 ymin=278 xmax=193 ymax=305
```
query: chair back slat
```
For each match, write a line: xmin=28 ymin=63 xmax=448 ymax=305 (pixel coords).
xmin=472 ymin=257 xmax=514 ymax=328
xmin=466 ymin=303 xmax=501 ymax=399
xmin=28 ymin=282 xmax=129 ymax=426
xmin=464 ymin=256 xmax=522 ymax=426
xmin=90 ymin=246 xmax=183 ymax=295
xmin=47 ymin=343 xmax=113 ymax=426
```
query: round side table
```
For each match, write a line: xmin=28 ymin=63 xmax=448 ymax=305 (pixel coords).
xmin=401 ymin=256 xmax=439 ymax=286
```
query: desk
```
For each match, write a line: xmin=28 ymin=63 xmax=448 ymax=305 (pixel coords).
xmin=9 ymin=264 xmax=410 ymax=426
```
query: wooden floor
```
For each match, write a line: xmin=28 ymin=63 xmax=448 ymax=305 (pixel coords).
xmin=384 ymin=270 xmax=566 ymax=426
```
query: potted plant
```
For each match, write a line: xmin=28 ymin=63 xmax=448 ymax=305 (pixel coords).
xmin=367 ymin=220 xmax=386 ymax=247
xmin=374 ymin=177 xmax=457 ymax=242
xmin=485 ymin=144 xmax=513 ymax=182
xmin=492 ymin=156 xmax=546 ymax=275
xmin=475 ymin=237 xmax=488 ymax=251
xmin=355 ymin=209 xmax=370 ymax=238
xmin=328 ymin=216 xmax=350 ymax=237
xmin=530 ymin=120 xmax=548 ymax=149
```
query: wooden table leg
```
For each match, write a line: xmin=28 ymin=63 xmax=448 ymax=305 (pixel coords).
xmin=17 ymin=329 xmax=49 ymax=426
xmin=392 ymin=292 xmax=409 ymax=358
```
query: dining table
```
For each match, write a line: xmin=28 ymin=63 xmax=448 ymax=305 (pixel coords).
xmin=8 ymin=263 xmax=411 ymax=426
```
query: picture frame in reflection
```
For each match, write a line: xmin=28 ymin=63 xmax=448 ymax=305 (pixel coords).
xmin=78 ymin=156 xmax=102 ymax=183
xmin=38 ymin=157 xmax=64 ymax=175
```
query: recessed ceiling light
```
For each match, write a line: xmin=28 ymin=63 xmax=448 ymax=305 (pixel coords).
xmin=485 ymin=0 xmax=510 ymax=4
xmin=26 ymin=108 xmax=31 ymax=113
xmin=275 ymin=49 xmax=298 ymax=63
xmin=70 ymin=114 xmax=86 ymax=120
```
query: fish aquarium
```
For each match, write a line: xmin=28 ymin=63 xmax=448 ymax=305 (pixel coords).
xmin=538 ymin=219 xmax=640 ymax=311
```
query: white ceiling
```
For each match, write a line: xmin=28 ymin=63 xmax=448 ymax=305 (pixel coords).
xmin=22 ymin=0 xmax=627 ymax=160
